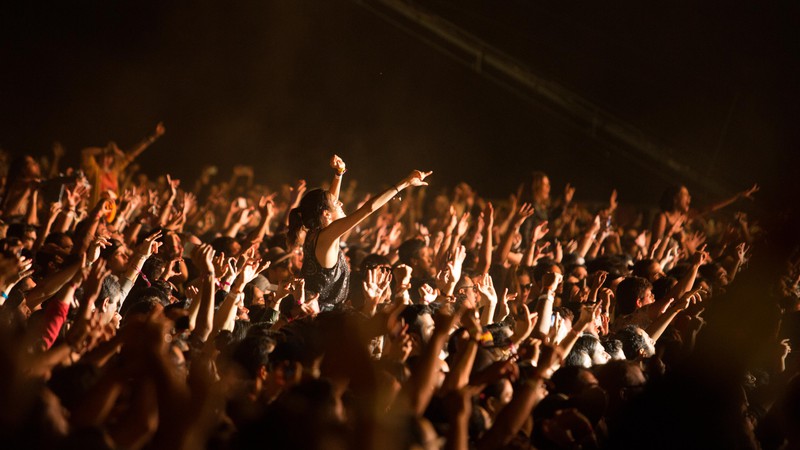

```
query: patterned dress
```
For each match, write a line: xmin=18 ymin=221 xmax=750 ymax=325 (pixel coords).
xmin=301 ymin=229 xmax=350 ymax=311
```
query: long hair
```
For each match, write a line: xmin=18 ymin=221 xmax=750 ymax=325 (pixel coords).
xmin=286 ymin=188 xmax=332 ymax=247
xmin=659 ymin=185 xmax=683 ymax=213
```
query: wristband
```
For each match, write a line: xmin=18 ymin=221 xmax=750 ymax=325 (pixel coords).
xmin=336 ymin=168 xmax=346 ymax=176
xmin=0 ymin=292 xmax=7 ymax=300
xmin=393 ymin=185 xmax=401 ymax=195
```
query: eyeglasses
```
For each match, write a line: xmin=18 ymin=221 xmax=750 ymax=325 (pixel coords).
xmin=522 ymin=283 xmax=534 ymax=290
xmin=365 ymin=264 xmax=392 ymax=273
xmin=457 ymin=285 xmax=479 ymax=295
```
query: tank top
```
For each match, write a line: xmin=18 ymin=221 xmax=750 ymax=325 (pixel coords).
xmin=301 ymin=229 xmax=350 ymax=310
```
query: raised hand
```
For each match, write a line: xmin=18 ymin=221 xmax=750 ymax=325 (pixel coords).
xmin=363 ymin=267 xmax=392 ymax=307
xmin=609 ymin=189 xmax=618 ymax=211
xmin=87 ymin=236 xmax=111 ymax=264
xmin=690 ymin=245 xmax=710 ymax=267
xmin=192 ymin=243 xmax=216 ymax=275
xmin=512 ymin=303 xmax=537 ymax=345
xmin=671 ymin=288 xmax=705 ymax=312
xmin=52 ymin=141 xmax=66 ymax=158
xmin=588 ymin=270 xmax=608 ymax=292
xmin=165 ymin=174 xmax=180 ymax=197
xmin=65 ymin=183 xmax=88 ymax=210
xmin=455 ymin=213 xmax=470 ymax=238
xmin=513 ymin=203 xmax=535 ymax=227
xmin=236 ymin=207 xmax=255 ymax=226
xmin=740 ymin=183 xmax=759 ymax=200
xmin=450 ymin=245 xmax=467 ymax=285
xmin=404 ymin=170 xmax=433 ymax=187
xmin=237 ymin=258 xmax=270 ymax=286
xmin=84 ymin=259 xmax=112 ymax=301
xmin=289 ymin=179 xmax=307 ymax=208
xmin=736 ymin=242 xmax=750 ymax=264
xmin=0 ymin=254 xmax=34 ymax=292
xmin=541 ymin=272 xmax=563 ymax=295
xmin=475 ymin=273 xmax=498 ymax=305
xmin=419 ymin=283 xmax=438 ymax=304
xmin=182 ymin=192 xmax=197 ymax=215
xmin=393 ymin=264 xmax=413 ymax=288
xmin=564 ymin=183 xmax=576 ymax=204
xmin=533 ymin=220 xmax=550 ymax=242
xmin=135 ymin=229 xmax=163 ymax=259
xmin=212 ymin=252 xmax=231 ymax=280
xmin=258 ymin=194 xmax=276 ymax=218
xmin=330 ymin=154 xmax=346 ymax=173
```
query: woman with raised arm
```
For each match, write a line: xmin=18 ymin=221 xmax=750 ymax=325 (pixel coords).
xmin=287 ymin=156 xmax=431 ymax=310
xmin=651 ymin=183 xmax=759 ymax=243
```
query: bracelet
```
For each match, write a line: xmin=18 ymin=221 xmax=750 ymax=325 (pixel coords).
xmin=393 ymin=185 xmax=401 ymax=195
xmin=336 ymin=168 xmax=346 ymax=176
xmin=0 ymin=292 xmax=7 ymax=300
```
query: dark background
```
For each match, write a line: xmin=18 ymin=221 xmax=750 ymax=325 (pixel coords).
xmin=1 ymin=0 xmax=797 ymax=207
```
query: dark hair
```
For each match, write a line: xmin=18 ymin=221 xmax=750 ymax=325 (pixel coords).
xmin=651 ymin=276 xmax=677 ymax=302
xmin=615 ymin=277 xmax=653 ymax=316
xmin=231 ymin=336 xmax=272 ymax=379
xmin=565 ymin=334 xmax=601 ymax=367
xmin=95 ymin=274 xmax=121 ymax=309
xmin=631 ymin=259 xmax=658 ymax=279
xmin=360 ymin=253 xmax=391 ymax=273
xmin=287 ymin=188 xmax=333 ymax=246
xmin=602 ymin=338 xmax=624 ymax=357
xmin=615 ymin=325 xmax=650 ymax=360
xmin=44 ymin=231 xmax=70 ymax=246
xmin=659 ymin=185 xmax=683 ymax=212
xmin=532 ymin=258 xmax=563 ymax=284
xmin=551 ymin=366 xmax=595 ymax=396
xmin=99 ymin=238 xmax=124 ymax=260
xmin=698 ymin=262 xmax=724 ymax=281
xmin=398 ymin=304 xmax=433 ymax=338
xmin=211 ymin=236 xmax=238 ymax=256
xmin=397 ymin=239 xmax=426 ymax=266
xmin=6 ymin=223 xmax=36 ymax=239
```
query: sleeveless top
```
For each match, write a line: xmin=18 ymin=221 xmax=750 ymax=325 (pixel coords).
xmin=301 ymin=229 xmax=350 ymax=310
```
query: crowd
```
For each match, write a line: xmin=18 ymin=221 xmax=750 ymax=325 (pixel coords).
xmin=0 ymin=122 xmax=798 ymax=450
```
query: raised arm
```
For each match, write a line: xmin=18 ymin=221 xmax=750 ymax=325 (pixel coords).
xmin=329 ymin=154 xmax=346 ymax=200
xmin=701 ymin=183 xmax=759 ymax=215
xmin=125 ymin=122 xmax=165 ymax=164
xmin=664 ymin=248 xmax=708 ymax=301
xmin=316 ymin=170 xmax=431 ymax=267
xmin=476 ymin=202 xmax=494 ymax=275
xmin=646 ymin=289 xmax=703 ymax=342
xmin=494 ymin=203 xmax=534 ymax=265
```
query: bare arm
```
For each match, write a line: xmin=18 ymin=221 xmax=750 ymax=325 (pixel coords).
xmin=125 ymin=122 xmax=165 ymax=163
xmin=190 ymin=245 xmax=218 ymax=343
xmin=494 ymin=203 xmax=534 ymax=265
xmin=329 ymin=155 xmax=346 ymax=200
xmin=532 ymin=272 xmax=562 ymax=339
xmin=702 ymin=184 xmax=759 ymax=215
xmin=665 ymin=249 xmax=707 ymax=301
xmin=476 ymin=203 xmax=494 ymax=276
xmin=157 ymin=175 xmax=179 ymax=227
xmin=477 ymin=344 xmax=561 ymax=450
xmin=396 ymin=307 xmax=464 ymax=416
xmin=316 ymin=170 xmax=431 ymax=268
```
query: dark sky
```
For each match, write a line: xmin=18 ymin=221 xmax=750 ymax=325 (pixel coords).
xmin=1 ymin=0 xmax=797 ymax=206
